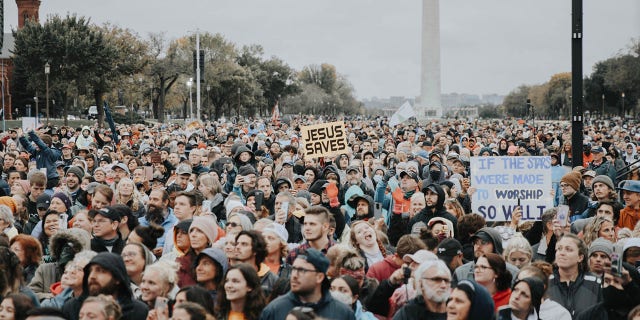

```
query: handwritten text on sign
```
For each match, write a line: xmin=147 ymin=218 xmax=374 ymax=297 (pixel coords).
xmin=471 ymin=156 xmax=552 ymax=221
xmin=301 ymin=121 xmax=348 ymax=159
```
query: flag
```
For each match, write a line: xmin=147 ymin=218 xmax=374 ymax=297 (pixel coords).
xmin=104 ymin=102 xmax=119 ymax=144
xmin=388 ymin=101 xmax=416 ymax=127
xmin=271 ymin=101 xmax=280 ymax=125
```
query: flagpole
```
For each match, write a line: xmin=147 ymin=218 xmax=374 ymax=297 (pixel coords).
xmin=1 ymin=62 xmax=5 ymax=132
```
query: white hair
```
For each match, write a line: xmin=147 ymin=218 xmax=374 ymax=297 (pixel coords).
xmin=413 ymin=259 xmax=451 ymax=298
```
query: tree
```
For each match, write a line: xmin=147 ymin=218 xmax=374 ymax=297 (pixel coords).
xmin=147 ymin=32 xmax=185 ymax=122
xmin=13 ymin=15 xmax=110 ymax=124
xmin=544 ymin=72 xmax=572 ymax=119
xmin=89 ymin=23 xmax=149 ymax=126
xmin=502 ymin=85 xmax=531 ymax=118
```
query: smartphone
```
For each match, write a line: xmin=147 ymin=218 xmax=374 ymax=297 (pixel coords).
xmin=155 ymin=296 xmax=169 ymax=314
xmin=237 ymin=175 xmax=245 ymax=183
xmin=611 ymin=243 xmax=623 ymax=277
xmin=202 ymin=200 xmax=212 ymax=213
xmin=144 ymin=166 xmax=153 ymax=181
xmin=374 ymin=202 xmax=383 ymax=219
xmin=517 ymin=197 xmax=521 ymax=208
xmin=557 ymin=205 xmax=570 ymax=227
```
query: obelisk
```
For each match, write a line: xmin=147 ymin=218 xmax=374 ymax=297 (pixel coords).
xmin=418 ymin=0 xmax=442 ymax=119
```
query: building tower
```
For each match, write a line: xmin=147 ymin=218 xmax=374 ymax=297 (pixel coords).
xmin=417 ymin=0 xmax=442 ymax=119
xmin=16 ymin=0 xmax=41 ymax=28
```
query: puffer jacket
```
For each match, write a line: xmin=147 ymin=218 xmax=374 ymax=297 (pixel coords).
xmin=28 ymin=228 xmax=91 ymax=301
xmin=547 ymin=268 xmax=602 ymax=318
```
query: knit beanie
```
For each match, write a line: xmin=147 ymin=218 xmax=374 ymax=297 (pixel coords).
xmin=588 ymin=238 xmax=613 ymax=258
xmin=592 ymin=175 xmax=615 ymax=191
xmin=228 ymin=212 xmax=254 ymax=231
xmin=225 ymin=198 xmax=244 ymax=217
xmin=189 ymin=215 xmax=218 ymax=246
xmin=0 ymin=196 xmax=16 ymax=213
xmin=52 ymin=192 xmax=72 ymax=211
xmin=561 ymin=171 xmax=582 ymax=191
xmin=66 ymin=165 xmax=85 ymax=180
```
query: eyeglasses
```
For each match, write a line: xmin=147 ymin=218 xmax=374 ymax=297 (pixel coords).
xmin=121 ymin=251 xmax=139 ymax=258
xmin=422 ymin=277 xmax=451 ymax=285
xmin=474 ymin=264 xmax=492 ymax=271
xmin=291 ymin=266 xmax=318 ymax=275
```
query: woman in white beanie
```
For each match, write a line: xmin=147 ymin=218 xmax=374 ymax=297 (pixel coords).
xmin=262 ymin=222 xmax=290 ymax=278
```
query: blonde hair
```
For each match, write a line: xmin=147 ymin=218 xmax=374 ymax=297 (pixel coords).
xmin=144 ymin=260 xmax=179 ymax=288
xmin=503 ymin=234 xmax=532 ymax=262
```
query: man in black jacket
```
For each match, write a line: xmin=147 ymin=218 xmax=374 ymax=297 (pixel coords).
xmin=393 ymin=259 xmax=451 ymax=319
xmin=408 ymin=183 xmax=458 ymax=235
xmin=89 ymin=207 xmax=126 ymax=254
xmin=62 ymin=252 xmax=148 ymax=320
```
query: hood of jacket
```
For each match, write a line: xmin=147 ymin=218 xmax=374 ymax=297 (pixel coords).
xmin=82 ymin=252 xmax=133 ymax=300
xmin=49 ymin=228 xmax=92 ymax=260
xmin=322 ymin=164 xmax=342 ymax=186
xmin=233 ymin=145 xmax=255 ymax=164
xmin=423 ymin=182 xmax=446 ymax=212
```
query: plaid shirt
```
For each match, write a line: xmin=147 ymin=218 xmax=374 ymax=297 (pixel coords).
xmin=286 ymin=236 xmax=336 ymax=265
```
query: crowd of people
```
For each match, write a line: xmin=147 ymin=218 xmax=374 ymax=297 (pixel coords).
xmin=0 ymin=116 xmax=640 ymax=320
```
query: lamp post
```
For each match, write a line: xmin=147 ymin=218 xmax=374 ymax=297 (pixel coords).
xmin=187 ymin=78 xmax=193 ymax=120
xmin=601 ymin=94 xmax=605 ymax=119
xmin=206 ymin=85 xmax=211 ymax=120
xmin=34 ymin=96 xmax=39 ymax=124
xmin=622 ymin=92 xmax=626 ymax=118
xmin=45 ymin=62 xmax=50 ymax=123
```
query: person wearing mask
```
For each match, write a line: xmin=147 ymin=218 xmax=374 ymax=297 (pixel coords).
xmin=330 ymin=275 xmax=377 ymax=320
xmin=61 ymin=252 xmax=148 ymax=320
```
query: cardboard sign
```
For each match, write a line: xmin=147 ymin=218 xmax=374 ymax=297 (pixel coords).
xmin=471 ymin=156 xmax=553 ymax=221
xmin=150 ymin=151 xmax=161 ymax=163
xmin=300 ymin=121 xmax=348 ymax=159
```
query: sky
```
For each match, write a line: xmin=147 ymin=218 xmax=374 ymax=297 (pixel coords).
xmin=3 ymin=0 xmax=639 ymax=99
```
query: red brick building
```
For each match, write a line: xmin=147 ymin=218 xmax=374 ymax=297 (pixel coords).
xmin=0 ymin=0 xmax=41 ymax=120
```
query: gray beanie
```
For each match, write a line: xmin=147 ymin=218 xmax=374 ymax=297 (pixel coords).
xmin=66 ymin=165 xmax=85 ymax=180
xmin=589 ymin=238 xmax=613 ymax=258
xmin=592 ymin=175 xmax=614 ymax=191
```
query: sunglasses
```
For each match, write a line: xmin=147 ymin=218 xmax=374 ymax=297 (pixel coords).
xmin=227 ymin=222 xmax=240 ymax=228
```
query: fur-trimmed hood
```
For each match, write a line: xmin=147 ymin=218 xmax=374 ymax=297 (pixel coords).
xmin=48 ymin=228 xmax=92 ymax=260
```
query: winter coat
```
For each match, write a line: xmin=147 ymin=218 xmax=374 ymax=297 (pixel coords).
xmin=259 ymin=290 xmax=355 ymax=320
xmin=546 ymin=269 xmax=602 ymax=318
xmin=366 ymin=255 xmax=401 ymax=284
xmin=19 ymin=131 xmax=61 ymax=181
xmin=28 ymin=228 xmax=91 ymax=301
xmin=392 ymin=295 xmax=446 ymax=320
xmin=62 ymin=252 xmax=149 ymax=320
xmin=408 ymin=183 xmax=458 ymax=235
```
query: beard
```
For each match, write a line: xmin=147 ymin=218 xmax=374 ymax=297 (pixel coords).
xmin=146 ymin=205 xmax=165 ymax=225
xmin=425 ymin=287 xmax=450 ymax=303
xmin=88 ymin=278 xmax=120 ymax=296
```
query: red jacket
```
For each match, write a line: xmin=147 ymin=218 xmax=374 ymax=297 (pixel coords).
xmin=366 ymin=255 xmax=400 ymax=283
xmin=493 ymin=288 xmax=511 ymax=311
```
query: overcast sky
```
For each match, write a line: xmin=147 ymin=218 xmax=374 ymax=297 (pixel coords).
xmin=4 ymin=0 xmax=639 ymax=99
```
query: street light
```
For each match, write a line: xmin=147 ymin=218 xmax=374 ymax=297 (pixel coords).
xmin=187 ymin=78 xmax=193 ymax=120
xmin=601 ymin=94 xmax=605 ymax=119
xmin=206 ymin=85 xmax=211 ymax=120
xmin=34 ymin=96 xmax=39 ymax=124
xmin=622 ymin=92 xmax=626 ymax=118
xmin=44 ymin=62 xmax=50 ymax=123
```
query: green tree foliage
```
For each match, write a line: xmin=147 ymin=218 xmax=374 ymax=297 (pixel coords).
xmin=502 ymin=85 xmax=530 ymax=118
xmin=13 ymin=15 xmax=109 ymax=124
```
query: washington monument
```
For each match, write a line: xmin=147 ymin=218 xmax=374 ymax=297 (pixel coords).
xmin=417 ymin=0 xmax=442 ymax=119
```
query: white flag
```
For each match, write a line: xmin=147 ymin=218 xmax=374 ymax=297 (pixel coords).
xmin=388 ymin=101 xmax=416 ymax=127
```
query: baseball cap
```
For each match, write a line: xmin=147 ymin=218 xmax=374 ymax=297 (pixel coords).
xmin=89 ymin=207 xmax=121 ymax=222
xmin=175 ymin=163 xmax=193 ymax=175
xmin=399 ymin=170 xmax=420 ymax=183
xmin=36 ymin=194 xmax=51 ymax=210
xmin=402 ymin=249 xmax=437 ymax=264
xmin=113 ymin=163 xmax=130 ymax=174
xmin=437 ymin=238 xmax=463 ymax=264
xmin=591 ymin=146 xmax=605 ymax=153
xmin=297 ymin=248 xmax=329 ymax=273
xmin=346 ymin=165 xmax=360 ymax=174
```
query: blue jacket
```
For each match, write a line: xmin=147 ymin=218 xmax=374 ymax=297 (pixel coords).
xmin=19 ymin=131 xmax=60 ymax=180
xmin=260 ymin=290 xmax=355 ymax=320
